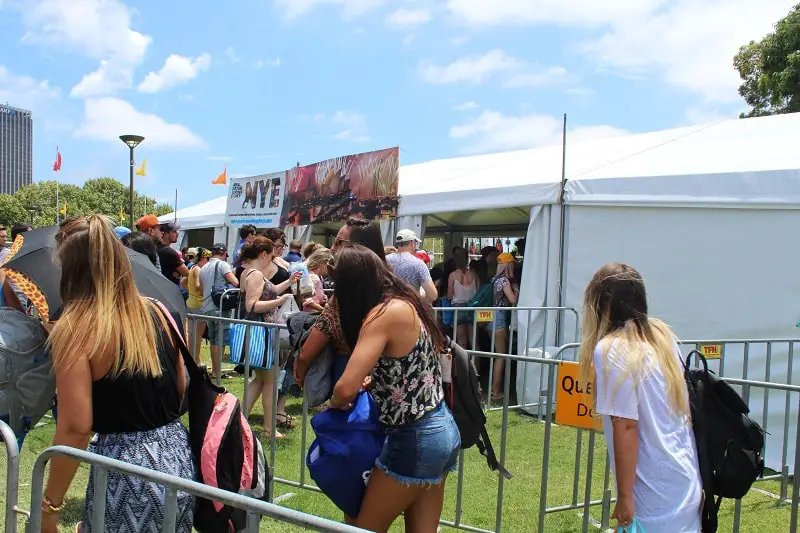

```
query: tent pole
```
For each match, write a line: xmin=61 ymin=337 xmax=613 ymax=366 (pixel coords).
xmin=555 ymin=113 xmax=568 ymax=345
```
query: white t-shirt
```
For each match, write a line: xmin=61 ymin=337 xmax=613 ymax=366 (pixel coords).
xmin=386 ymin=252 xmax=431 ymax=291
xmin=593 ymin=339 xmax=702 ymax=533
xmin=199 ymin=258 xmax=233 ymax=312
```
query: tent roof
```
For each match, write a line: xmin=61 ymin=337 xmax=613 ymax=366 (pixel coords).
xmin=161 ymin=113 xmax=800 ymax=228
xmin=158 ymin=195 xmax=226 ymax=230
xmin=398 ymin=113 xmax=800 ymax=215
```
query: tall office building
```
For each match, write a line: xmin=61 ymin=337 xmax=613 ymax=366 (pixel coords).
xmin=0 ymin=104 xmax=33 ymax=195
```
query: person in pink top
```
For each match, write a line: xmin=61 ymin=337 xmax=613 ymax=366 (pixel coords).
xmin=303 ymin=247 xmax=333 ymax=312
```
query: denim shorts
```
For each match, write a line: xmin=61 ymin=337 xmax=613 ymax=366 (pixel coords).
xmin=488 ymin=309 xmax=508 ymax=331
xmin=202 ymin=308 xmax=229 ymax=345
xmin=376 ymin=402 xmax=461 ymax=486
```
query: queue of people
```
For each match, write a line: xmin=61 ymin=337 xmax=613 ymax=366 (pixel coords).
xmin=0 ymin=213 xmax=704 ymax=533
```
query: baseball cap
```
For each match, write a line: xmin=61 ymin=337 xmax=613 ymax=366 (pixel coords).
xmin=212 ymin=242 xmax=228 ymax=254
xmin=185 ymin=247 xmax=198 ymax=258
xmin=160 ymin=220 xmax=181 ymax=232
xmin=497 ymin=252 xmax=515 ymax=264
xmin=136 ymin=214 xmax=160 ymax=232
xmin=114 ymin=226 xmax=132 ymax=239
xmin=396 ymin=229 xmax=421 ymax=243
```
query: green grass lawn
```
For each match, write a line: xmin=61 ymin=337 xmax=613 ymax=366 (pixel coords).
xmin=1 ymin=356 xmax=795 ymax=533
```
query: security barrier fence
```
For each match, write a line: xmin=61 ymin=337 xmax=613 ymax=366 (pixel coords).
xmin=3 ymin=311 xmax=799 ymax=533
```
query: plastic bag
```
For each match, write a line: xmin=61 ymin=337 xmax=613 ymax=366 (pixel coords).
xmin=290 ymin=262 xmax=314 ymax=296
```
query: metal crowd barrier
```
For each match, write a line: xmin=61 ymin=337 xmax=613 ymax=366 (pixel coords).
xmin=432 ymin=305 xmax=580 ymax=413
xmin=1 ymin=420 xmax=22 ymax=533
xmin=536 ymin=342 xmax=800 ymax=533
xmin=184 ymin=312 xmax=800 ymax=533
xmin=24 ymin=446 xmax=370 ymax=533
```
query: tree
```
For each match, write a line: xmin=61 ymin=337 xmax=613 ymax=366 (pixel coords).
xmin=734 ymin=4 xmax=800 ymax=118
xmin=155 ymin=203 xmax=174 ymax=217
xmin=0 ymin=194 xmax=29 ymax=228
xmin=11 ymin=178 xmax=167 ymax=227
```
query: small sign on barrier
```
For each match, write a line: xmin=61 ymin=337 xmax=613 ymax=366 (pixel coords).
xmin=555 ymin=361 xmax=602 ymax=431
xmin=476 ymin=310 xmax=495 ymax=323
xmin=698 ymin=344 xmax=723 ymax=360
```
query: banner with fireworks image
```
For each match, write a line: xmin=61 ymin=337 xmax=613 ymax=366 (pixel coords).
xmin=283 ymin=146 xmax=399 ymax=225
xmin=225 ymin=171 xmax=286 ymax=228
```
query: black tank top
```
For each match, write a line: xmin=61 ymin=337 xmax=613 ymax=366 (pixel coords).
xmin=91 ymin=310 xmax=182 ymax=434
xmin=270 ymin=263 xmax=290 ymax=286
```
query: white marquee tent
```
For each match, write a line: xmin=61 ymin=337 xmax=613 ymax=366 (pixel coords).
xmin=162 ymin=113 xmax=800 ymax=471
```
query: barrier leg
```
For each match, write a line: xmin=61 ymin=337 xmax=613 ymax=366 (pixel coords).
xmin=493 ymin=356 xmax=512 ymax=532
xmin=581 ymin=432 xmax=596 ymax=533
xmin=1 ymin=421 xmax=21 ymax=533
xmin=161 ymin=487 xmax=178 ymax=533
xmin=216 ymin=320 xmax=224 ymax=386
xmin=91 ymin=467 xmax=109 ymax=532
xmin=537 ymin=363 xmax=557 ymax=533
xmin=781 ymin=343 xmax=795 ymax=501
xmin=790 ymin=393 xmax=800 ymax=533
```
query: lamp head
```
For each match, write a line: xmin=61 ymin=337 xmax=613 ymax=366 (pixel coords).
xmin=119 ymin=134 xmax=145 ymax=149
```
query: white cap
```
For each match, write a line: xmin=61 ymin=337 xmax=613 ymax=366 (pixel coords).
xmin=396 ymin=229 xmax=421 ymax=243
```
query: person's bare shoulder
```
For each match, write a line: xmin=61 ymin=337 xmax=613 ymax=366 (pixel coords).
xmin=366 ymin=298 xmax=415 ymax=329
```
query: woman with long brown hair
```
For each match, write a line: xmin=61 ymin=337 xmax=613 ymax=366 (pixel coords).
xmin=578 ymin=263 xmax=701 ymax=533
xmin=41 ymin=216 xmax=195 ymax=533
xmin=239 ymin=236 xmax=301 ymax=438
xmin=328 ymin=244 xmax=460 ymax=533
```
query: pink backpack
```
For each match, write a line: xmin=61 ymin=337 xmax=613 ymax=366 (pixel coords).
xmin=153 ymin=300 xmax=269 ymax=533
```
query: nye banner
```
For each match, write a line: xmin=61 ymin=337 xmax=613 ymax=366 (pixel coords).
xmin=283 ymin=147 xmax=399 ymax=225
xmin=225 ymin=171 xmax=286 ymax=227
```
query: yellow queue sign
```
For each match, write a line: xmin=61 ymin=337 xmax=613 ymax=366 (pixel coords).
xmin=476 ymin=310 xmax=495 ymax=323
xmin=698 ymin=344 xmax=723 ymax=360
xmin=554 ymin=361 xmax=602 ymax=431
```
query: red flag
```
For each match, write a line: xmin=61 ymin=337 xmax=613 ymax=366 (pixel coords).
xmin=52 ymin=147 xmax=62 ymax=172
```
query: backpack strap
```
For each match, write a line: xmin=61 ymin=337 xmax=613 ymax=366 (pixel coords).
xmin=148 ymin=298 xmax=203 ymax=380
xmin=476 ymin=427 xmax=513 ymax=480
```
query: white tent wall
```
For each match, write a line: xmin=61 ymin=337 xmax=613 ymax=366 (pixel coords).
xmin=393 ymin=215 xmax=426 ymax=243
xmin=562 ymin=204 xmax=800 ymax=472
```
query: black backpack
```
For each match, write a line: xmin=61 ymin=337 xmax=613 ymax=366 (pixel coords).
xmin=683 ymin=350 xmax=765 ymax=533
xmin=442 ymin=338 xmax=512 ymax=479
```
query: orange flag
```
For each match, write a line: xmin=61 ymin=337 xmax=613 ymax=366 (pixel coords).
xmin=212 ymin=166 xmax=227 ymax=185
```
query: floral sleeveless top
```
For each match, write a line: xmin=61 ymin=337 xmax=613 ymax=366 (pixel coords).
xmin=371 ymin=324 xmax=444 ymax=426
xmin=240 ymin=268 xmax=278 ymax=322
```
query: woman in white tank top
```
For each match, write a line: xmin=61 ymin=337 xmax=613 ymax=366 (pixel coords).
xmin=448 ymin=248 xmax=478 ymax=349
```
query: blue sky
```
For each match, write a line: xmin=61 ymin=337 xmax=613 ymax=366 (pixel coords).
xmin=0 ymin=0 xmax=794 ymax=208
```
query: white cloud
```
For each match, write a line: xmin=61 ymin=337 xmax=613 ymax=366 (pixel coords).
xmin=76 ymin=97 xmax=207 ymax=149
xmin=448 ymin=36 xmax=469 ymax=46
xmin=454 ymin=101 xmax=479 ymax=111
xmin=225 ymin=46 xmax=240 ymax=63
xmin=274 ymin=0 xmax=384 ymax=20
xmin=578 ymin=0 xmax=794 ymax=102
xmin=207 ymin=155 xmax=233 ymax=162
xmin=138 ymin=53 xmax=211 ymax=93
xmin=446 ymin=0 xmax=796 ymax=103
xmin=446 ymin=0 xmax=660 ymax=28
xmin=450 ymin=109 xmax=629 ymax=154
xmin=0 ymin=65 xmax=60 ymax=111
xmin=254 ymin=57 xmax=281 ymax=69
xmin=21 ymin=0 xmax=152 ymax=98
xmin=420 ymin=49 xmax=569 ymax=88
xmin=331 ymin=111 xmax=370 ymax=142
xmin=506 ymin=66 xmax=570 ymax=87
xmin=386 ymin=8 xmax=432 ymax=27
xmin=420 ymin=49 xmax=523 ymax=84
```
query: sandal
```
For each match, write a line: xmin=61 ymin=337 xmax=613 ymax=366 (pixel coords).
xmin=263 ymin=429 xmax=285 ymax=440
xmin=276 ymin=413 xmax=297 ymax=429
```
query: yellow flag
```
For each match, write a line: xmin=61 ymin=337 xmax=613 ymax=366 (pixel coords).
xmin=212 ymin=166 xmax=227 ymax=185
xmin=136 ymin=158 xmax=147 ymax=176
xmin=59 ymin=200 xmax=67 ymax=216
xmin=119 ymin=206 xmax=126 ymax=222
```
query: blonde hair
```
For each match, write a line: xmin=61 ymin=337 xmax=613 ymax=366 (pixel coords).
xmin=306 ymin=247 xmax=333 ymax=271
xmin=49 ymin=215 xmax=162 ymax=378
xmin=578 ymin=263 xmax=689 ymax=416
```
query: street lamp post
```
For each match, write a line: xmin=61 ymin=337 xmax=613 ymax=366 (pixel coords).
xmin=119 ymin=134 xmax=145 ymax=227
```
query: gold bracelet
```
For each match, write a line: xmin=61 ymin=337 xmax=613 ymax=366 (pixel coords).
xmin=42 ymin=496 xmax=65 ymax=514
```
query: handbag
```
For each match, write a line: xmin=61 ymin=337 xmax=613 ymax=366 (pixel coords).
xmin=229 ymin=278 xmax=277 ymax=370
xmin=306 ymin=391 xmax=384 ymax=518
xmin=273 ymin=294 xmax=299 ymax=340
xmin=210 ymin=262 xmax=238 ymax=312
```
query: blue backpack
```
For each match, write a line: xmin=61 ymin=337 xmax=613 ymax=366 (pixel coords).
xmin=306 ymin=391 xmax=383 ymax=518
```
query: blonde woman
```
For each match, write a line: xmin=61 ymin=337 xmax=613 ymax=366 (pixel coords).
xmin=42 ymin=216 xmax=195 ymax=533
xmin=578 ymin=263 xmax=702 ymax=533
xmin=303 ymin=247 xmax=333 ymax=312
xmin=489 ymin=253 xmax=518 ymax=400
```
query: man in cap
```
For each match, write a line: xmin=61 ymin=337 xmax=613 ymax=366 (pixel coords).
xmin=387 ymin=229 xmax=438 ymax=302
xmin=200 ymin=243 xmax=239 ymax=378
xmin=157 ymin=220 xmax=189 ymax=286
xmin=136 ymin=214 xmax=164 ymax=273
